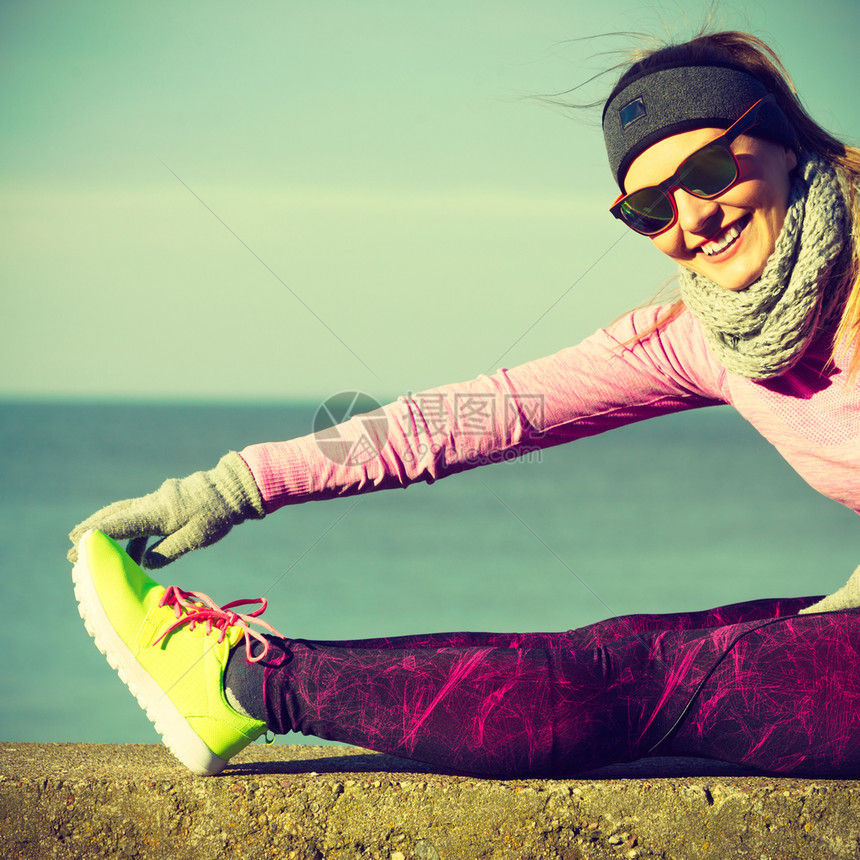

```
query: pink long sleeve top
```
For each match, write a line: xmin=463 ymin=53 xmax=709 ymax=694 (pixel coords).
xmin=240 ymin=306 xmax=860 ymax=517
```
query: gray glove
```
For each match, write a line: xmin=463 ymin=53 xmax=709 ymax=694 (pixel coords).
xmin=799 ymin=564 xmax=860 ymax=614
xmin=67 ymin=451 xmax=265 ymax=568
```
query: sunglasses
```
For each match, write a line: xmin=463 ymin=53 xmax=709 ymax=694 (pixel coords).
xmin=610 ymin=93 xmax=776 ymax=236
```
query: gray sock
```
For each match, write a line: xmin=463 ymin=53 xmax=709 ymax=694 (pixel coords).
xmin=223 ymin=640 xmax=269 ymax=723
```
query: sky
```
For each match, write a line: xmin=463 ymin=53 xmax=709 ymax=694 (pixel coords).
xmin=2 ymin=0 xmax=859 ymax=403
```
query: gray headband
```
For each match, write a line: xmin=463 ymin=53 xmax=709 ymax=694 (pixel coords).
xmin=603 ymin=63 xmax=797 ymax=189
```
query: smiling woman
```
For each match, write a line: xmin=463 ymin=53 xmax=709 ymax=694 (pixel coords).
xmin=608 ymin=32 xmax=860 ymax=380
xmin=67 ymin=25 xmax=860 ymax=780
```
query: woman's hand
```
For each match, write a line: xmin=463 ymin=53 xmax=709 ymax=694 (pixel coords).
xmin=67 ymin=451 xmax=266 ymax=568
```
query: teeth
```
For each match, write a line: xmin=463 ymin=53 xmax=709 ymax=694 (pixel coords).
xmin=702 ymin=221 xmax=743 ymax=256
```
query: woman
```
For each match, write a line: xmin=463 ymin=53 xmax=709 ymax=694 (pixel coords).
xmin=69 ymin=31 xmax=860 ymax=778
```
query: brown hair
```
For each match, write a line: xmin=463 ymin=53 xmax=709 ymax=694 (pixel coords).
xmin=620 ymin=31 xmax=860 ymax=375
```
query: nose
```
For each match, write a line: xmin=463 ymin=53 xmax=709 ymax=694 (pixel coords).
xmin=672 ymin=188 xmax=721 ymax=234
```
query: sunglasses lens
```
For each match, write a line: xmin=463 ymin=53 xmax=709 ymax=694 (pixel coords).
xmin=619 ymin=190 xmax=674 ymax=235
xmin=678 ymin=143 xmax=738 ymax=197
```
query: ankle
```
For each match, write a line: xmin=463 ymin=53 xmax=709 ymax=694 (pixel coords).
xmin=223 ymin=640 xmax=270 ymax=723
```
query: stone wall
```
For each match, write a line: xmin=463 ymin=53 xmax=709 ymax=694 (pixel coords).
xmin=2 ymin=743 xmax=859 ymax=859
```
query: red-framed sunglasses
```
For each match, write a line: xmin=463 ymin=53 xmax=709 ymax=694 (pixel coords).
xmin=610 ymin=93 xmax=777 ymax=236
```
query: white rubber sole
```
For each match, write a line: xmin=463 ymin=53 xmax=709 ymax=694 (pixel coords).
xmin=72 ymin=530 xmax=227 ymax=776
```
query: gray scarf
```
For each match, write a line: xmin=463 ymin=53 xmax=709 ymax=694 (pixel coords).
xmin=679 ymin=153 xmax=852 ymax=379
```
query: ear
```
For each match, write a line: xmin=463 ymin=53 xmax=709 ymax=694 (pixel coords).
xmin=785 ymin=147 xmax=798 ymax=172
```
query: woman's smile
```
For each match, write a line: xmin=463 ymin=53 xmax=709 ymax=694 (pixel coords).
xmin=698 ymin=213 xmax=751 ymax=258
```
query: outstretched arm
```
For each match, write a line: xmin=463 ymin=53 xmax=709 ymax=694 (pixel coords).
xmin=68 ymin=306 xmax=723 ymax=567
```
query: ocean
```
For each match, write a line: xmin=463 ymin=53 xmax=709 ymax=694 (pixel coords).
xmin=1 ymin=399 xmax=857 ymax=747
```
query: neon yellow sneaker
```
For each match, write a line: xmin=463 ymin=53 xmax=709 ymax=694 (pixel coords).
xmin=72 ymin=529 xmax=282 ymax=775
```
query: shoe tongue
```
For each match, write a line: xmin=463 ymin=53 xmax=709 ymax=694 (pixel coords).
xmin=222 ymin=624 xmax=241 ymax=646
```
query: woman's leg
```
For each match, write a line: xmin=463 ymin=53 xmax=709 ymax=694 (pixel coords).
xmin=74 ymin=530 xmax=854 ymax=778
xmin=238 ymin=603 xmax=858 ymax=778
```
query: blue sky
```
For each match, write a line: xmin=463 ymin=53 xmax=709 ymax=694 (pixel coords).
xmin=3 ymin=0 xmax=859 ymax=402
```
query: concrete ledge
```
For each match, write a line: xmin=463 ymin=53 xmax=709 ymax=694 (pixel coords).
xmin=2 ymin=743 xmax=859 ymax=859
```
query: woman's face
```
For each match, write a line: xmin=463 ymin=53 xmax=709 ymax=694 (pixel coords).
xmin=623 ymin=129 xmax=798 ymax=291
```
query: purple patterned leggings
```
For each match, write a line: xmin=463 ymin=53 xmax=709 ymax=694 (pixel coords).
xmin=257 ymin=595 xmax=860 ymax=777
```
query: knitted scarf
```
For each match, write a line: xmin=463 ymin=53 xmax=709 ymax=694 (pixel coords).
xmin=678 ymin=154 xmax=853 ymax=380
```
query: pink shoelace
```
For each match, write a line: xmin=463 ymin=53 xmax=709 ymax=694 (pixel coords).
xmin=153 ymin=586 xmax=285 ymax=663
